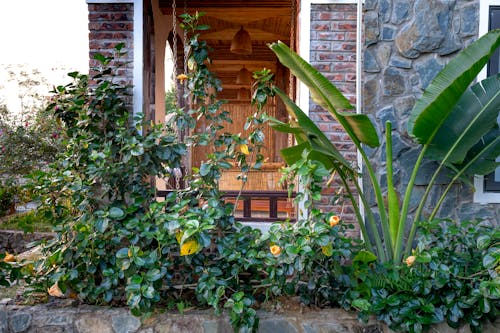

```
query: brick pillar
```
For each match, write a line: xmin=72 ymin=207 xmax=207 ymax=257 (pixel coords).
xmin=88 ymin=3 xmax=134 ymax=87
xmin=309 ymin=4 xmax=359 ymax=233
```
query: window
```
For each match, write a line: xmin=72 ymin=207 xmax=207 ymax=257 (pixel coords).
xmin=474 ymin=1 xmax=500 ymax=203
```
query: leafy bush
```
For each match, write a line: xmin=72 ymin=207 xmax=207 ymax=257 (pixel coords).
xmin=0 ymin=210 xmax=53 ymax=233
xmin=354 ymin=219 xmax=499 ymax=333
xmin=0 ymin=94 xmax=63 ymax=177
xmin=0 ymin=183 xmax=15 ymax=217
xmin=13 ymin=12 xmax=497 ymax=333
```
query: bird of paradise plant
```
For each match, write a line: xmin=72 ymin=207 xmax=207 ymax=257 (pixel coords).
xmin=267 ymin=30 xmax=500 ymax=264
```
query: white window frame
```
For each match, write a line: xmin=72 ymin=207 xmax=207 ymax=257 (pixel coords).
xmin=474 ymin=0 xmax=500 ymax=204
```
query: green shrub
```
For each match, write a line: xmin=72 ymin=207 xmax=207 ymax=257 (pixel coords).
xmin=0 ymin=210 xmax=52 ymax=233
xmin=0 ymin=182 xmax=16 ymax=217
xmin=355 ymin=219 xmax=500 ymax=333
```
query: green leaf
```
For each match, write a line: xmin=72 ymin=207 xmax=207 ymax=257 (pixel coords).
xmin=273 ymin=88 xmax=353 ymax=170
xmin=145 ymin=268 xmax=163 ymax=282
xmin=425 ymin=75 xmax=500 ymax=164
xmin=353 ymin=250 xmax=378 ymax=264
xmin=269 ymin=41 xmax=379 ymax=148
xmin=232 ymin=301 xmax=244 ymax=314
xmin=130 ymin=144 xmax=144 ymax=156
xmin=477 ymin=235 xmax=491 ymax=250
xmin=143 ymin=285 xmax=156 ymax=299
xmin=482 ymin=254 xmax=496 ymax=268
xmin=454 ymin=126 xmax=500 ymax=176
xmin=109 ymin=207 xmax=125 ymax=219
xmin=116 ymin=247 xmax=129 ymax=259
xmin=95 ymin=218 xmax=109 ymax=233
xmin=352 ymin=298 xmax=371 ymax=311
xmin=199 ymin=163 xmax=211 ymax=176
xmin=408 ymin=29 xmax=500 ymax=144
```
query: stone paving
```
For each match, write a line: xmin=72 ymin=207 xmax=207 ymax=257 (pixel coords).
xmin=0 ymin=304 xmax=498 ymax=333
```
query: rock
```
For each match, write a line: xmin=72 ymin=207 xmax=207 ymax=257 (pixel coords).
xmin=364 ymin=0 xmax=377 ymax=11
xmin=75 ymin=315 xmax=113 ymax=333
xmin=393 ymin=95 xmax=415 ymax=119
xmin=376 ymin=106 xmax=398 ymax=131
xmin=379 ymin=0 xmax=392 ymax=23
xmin=9 ymin=313 xmax=32 ymax=333
xmin=258 ymin=319 xmax=298 ymax=333
xmin=112 ymin=314 xmax=141 ymax=333
xmin=414 ymin=57 xmax=444 ymax=89
xmin=392 ymin=0 xmax=411 ymax=24
xmin=0 ymin=310 xmax=7 ymax=333
xmin=364 ymin=77 xmax=380 ymax=114
xmin=460 ymin=3 xmax=479 ymax=37
xmin=389 ymin=55 xmax=412 ymax=69
xmin=364 ymin=49 xmax=380 ymax=73
xmin=155 ymin=317 xmax=203 ymax=333
xmin=376 ymin=44 xmax=392 ymax=67
xmin=395 ymin=0 xmax=455 ymax=58
xmin=202 ymin=320 xmax=232 ymax=333
xmin=437 ymin=32 xmax=462 ymax=56
xmin=365 ymin=11 xmax=380 ymax=46
xmin=383 ymin=68 xmax=406 ymax=96
xmin=381 ymin=26 xmax=396 ymax=41
xmin=414 ymin=160 xmax=452 ymax=185
xmin=302 ymin=321 xmax=350 ymax=333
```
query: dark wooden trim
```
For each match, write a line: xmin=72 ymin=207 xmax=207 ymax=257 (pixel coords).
xmin=156 ymin=189 xmax=296 ymax=222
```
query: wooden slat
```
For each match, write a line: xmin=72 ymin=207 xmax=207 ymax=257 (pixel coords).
xmin=156 ymin=190 xmax=296 ymax=222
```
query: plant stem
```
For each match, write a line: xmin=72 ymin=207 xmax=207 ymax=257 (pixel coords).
xmin=385 ymin=121 xmax=399 ymax=254
xmin=338 ymin=165 xmax=386 ymax=262
xmin=428 ymin=136 xmax=500 ymax=221
xmin=356 ymin=147 xmax=391 ymax=259
xmin=394 ymin=145 xmax=428 ymax=263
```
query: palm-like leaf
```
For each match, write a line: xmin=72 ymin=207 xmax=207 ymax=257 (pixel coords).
xmin=408 ymin=29 xmax=500 ymax=143
xmin=269 ymin=41 xmax=380 ymax=148
xmin=425 ymin=75 xmax=500 ymax=165
xmin=270 ymin=88 xmax=352 ymax=170
xmin=454 ymin=126 xmax=500 ymax=176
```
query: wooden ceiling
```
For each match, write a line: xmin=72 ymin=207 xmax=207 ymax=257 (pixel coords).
xmin=159 ymin=0 xmax=294 ymax=98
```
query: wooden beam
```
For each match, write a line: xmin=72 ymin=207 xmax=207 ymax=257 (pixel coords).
xmin=209 ymin=60 xmax=276 ymax=72
xmin=161 ymin=7 xmax=290 ymax=23
xmin=201 ymin=28 xmax=288 ymax=42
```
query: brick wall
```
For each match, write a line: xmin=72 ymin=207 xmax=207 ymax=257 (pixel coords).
xmin=309 ymin=4 xmax=358 ymax=229
xmin=88 ymin=3 xmax=134 ymax=87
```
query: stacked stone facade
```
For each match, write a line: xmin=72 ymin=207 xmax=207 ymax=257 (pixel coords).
xmin=309 ymin=4 xmax=359 ymax=226
xmin=363 ymin=0 xmax=499 ymax=223
xmin=88 ymin=3 xmax=134 ymax=87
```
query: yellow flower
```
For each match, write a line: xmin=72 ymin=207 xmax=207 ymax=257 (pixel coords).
xmin=48 ymin=283 xmax=64 ymax=298
xmin=239 ymin=144 xmax=250 ymax=155
xmin=329 ymin=215 xmax=340 ymax=227
xmin=180 ymin=239 xmax=200 ymax=256
xmin=270 ymin=245 xmax=281 ymax=256
xmin=321 ymin=244 xmax=333 ymax=257
xmin=404 ymin=255 xmax=416 ymax=267
xmin=3 ymin=253 xmax=16 ymax=263
xmin=177 ymin=73 xmax=188 ymax=83
xmin=175 ymin=231 xmax=184 ymax=244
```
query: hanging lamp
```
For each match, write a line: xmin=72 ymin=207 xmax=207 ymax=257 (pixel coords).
xmin=230 ymin=26 xmax=252 ymax=55
xmin=236 ymin=66 xmax=252 ymax=85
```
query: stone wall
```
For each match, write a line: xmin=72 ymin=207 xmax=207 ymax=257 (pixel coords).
xmin=1 ymin=304 xmax=498 ymax=333
xmin=88 ymin=2 xmax=134 ymax=87
xmin=309 ymin=4 xmax=359 ymax=231
xmin=0 ymin=231 xmax=53 ymax=255
xmin=362 ymin=0 xmax=499 ymax=223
